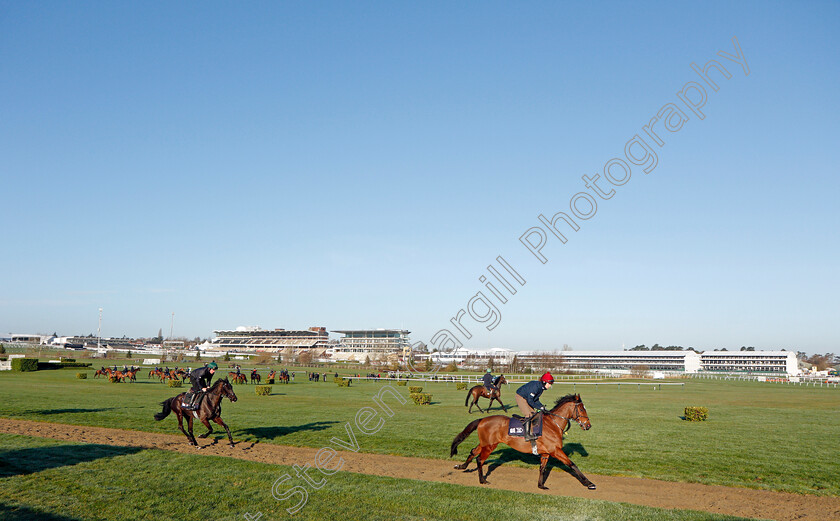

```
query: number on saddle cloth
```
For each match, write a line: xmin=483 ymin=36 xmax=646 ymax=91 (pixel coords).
xmin=508 ymin=413 xmax=543 ymax=438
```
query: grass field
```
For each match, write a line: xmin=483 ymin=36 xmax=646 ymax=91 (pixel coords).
xmin=0 ymin=433 xmax=763 ymax=521
xmin=0 ymin=368 xmax=838 ymax=496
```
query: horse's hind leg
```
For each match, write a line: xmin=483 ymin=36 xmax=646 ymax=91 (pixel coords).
xmin=213 ymin=416 xmax=235 ymax=448
xmin=175 ymin=414 xmax=195 ymax=446
xmin=471 ymin=396 xmax=484 ymax=414
xmin=186 ymin=416 xmax=200 ymax=448
xmin=454 ymin=445 xmax=481 ymax=470
xmin=551 ymin=449 xmax=595 ymax=490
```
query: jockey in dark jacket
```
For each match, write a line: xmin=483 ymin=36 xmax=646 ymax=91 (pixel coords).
xmin=185 ymin=362 xmax=217 ymax=409
xmin=482 ymin=369 xmax=496 ymax=391
xmin=190 ymin=363 xmax=217 ymax=392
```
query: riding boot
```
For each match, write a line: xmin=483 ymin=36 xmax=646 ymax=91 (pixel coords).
xmin=525 ymin=413 xmax=539 ymax=455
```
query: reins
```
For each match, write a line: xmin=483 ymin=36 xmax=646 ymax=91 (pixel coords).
xmin=544 ymin=402 xmax=585 ymax=434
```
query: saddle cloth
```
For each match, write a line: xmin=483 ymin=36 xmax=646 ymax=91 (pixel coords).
xmin=182 ymin=392 xmax=203 ymax=411
xmin=508 ymin=414 xmax=543 ymax=437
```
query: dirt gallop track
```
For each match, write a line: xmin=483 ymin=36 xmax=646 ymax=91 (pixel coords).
xmin=2 ymin=418 xmax=838 ymax=521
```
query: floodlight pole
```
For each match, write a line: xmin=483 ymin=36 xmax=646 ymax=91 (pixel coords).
xmin=97 ymin=307 xmax=102 ymax=350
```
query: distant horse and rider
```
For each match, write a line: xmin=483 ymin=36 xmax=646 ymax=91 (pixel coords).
xmin=465 ymin=374 xmax=507 ymax=413
xmin=228 ymin=371 xmax=247 ymax=384
xmin=96 ymin=366 xmax=137 ymax=383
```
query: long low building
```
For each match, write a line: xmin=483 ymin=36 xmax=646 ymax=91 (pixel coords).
xmin=416 ymin=349 xmax=800 ymax=375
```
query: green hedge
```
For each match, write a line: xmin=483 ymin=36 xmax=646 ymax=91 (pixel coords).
xmin=333 ymin=377 xmax=343 ymax=384
xmin=410 ymin=393 xmax=432 ymax=405
xmin=684 ymin=406 xmax=708 ymax=421
xmin=409 ymin=386 xmax=423 ymax=393
xmin=76 ymin=372 xmax=87 ymax=379
xmin=38 ymin=361 xmax=92 ymax=370
xmin=396 ymin=381 xmax=407 ymax=386
xmin=11 ymin=358 xmax=38 ymax=372
xmin=167 ymin=379 xmax=183 ymax=388
xmin=455 ymin=382 xmax=467 ymax=390
xmin=336 ymin=378 xmax=351 ymax=387
xmin=255 ymin=386 xmax=272 ymax=396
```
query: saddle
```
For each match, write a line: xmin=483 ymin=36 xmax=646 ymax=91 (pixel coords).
xmin=509 ymin=412 xmax=543 ymax=440
xmin=181 ymin=391 xmax=203 ymax=411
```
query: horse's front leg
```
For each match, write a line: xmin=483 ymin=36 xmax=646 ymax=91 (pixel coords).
xmin=551 ymin=449 xmax=595 ymax=489
xmin=198 ymin=417 xmax=214 ymax=439
xmin=537 ymin=453 xmax=550 ymax=489
xmin=475 ymin=444 xmax=497 ymax=484
xmin=213 ymin=416 xmax=235 ymax=448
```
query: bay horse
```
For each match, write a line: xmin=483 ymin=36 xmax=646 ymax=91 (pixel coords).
xmin=250 ymin=372 xmax=261 ymax=384
xmin=465 ymin=375 xmax=507 ymax=413
xmin=228 ymin=372 xmax=246 ymax=384
xmin=450 ymin=393 xmax=595 ymax=490
xmin=153 ymin=377 xmax=238 ymax=448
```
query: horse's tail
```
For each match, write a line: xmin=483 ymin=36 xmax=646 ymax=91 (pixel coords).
xmin=451 ymin=418 xmax=482 ymax=457
xmin=465 ymin=389 xmax=471 ymax=407
xmin=154 ymin=398 xmax=173 ymax=421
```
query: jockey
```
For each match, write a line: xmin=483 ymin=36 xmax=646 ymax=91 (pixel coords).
xmin=235 ymin=366 xmax=241 ymax=375
xmin=482 ymin=369 xmax=496 ymax=392
xmin=185 ymin=362 xmax=217 ymax=410
xmin=515 ymin=372 xmax=554 ymax=453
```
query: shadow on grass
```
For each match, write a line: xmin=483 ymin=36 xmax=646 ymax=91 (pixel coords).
xmin=11 ymin=408 xmax=122 ymax=417
xmin=480 ymin=442 xmax=590 ymax=479
xmin=0 ymin=443 xmax=142 ymax=478
xmin=235 ymin=421 xmax=339 ymax=441
xmin=0 ymin=502 xmax=83 ymax=521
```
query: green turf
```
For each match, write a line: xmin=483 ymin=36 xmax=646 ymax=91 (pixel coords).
xmin=0 ymin=433 xmax=764 ymax=521
xmin=0 ymin=369 xmax=837 ymax=495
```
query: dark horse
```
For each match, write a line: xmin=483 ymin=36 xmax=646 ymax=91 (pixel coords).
xmin=465 ymin=374 xmax=507 ymax=413
xmin=153 ymin=377 xmax=238 ymax=448
xmin=450 ymin=393 xmax=595 ymax=490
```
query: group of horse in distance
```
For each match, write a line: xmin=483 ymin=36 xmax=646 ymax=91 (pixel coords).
xmin=93 ymin=366 xmax=139 ymax=383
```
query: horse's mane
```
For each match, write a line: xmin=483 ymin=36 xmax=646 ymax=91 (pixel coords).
xmin=553 ymin=393 xmax=580 ymax=408
xmin=211 ymin=377 xmax=229 ymax=389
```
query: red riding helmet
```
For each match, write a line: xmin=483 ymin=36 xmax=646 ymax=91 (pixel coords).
xmin=540 ymin=372 xmax=555 ymax=385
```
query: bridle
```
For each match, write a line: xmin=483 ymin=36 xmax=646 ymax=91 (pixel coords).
xmin=545 ymin=401 xmax=587 ymax=434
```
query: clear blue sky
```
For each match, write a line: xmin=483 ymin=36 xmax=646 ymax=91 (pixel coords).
xmin=2 ymin=2 xmax=838 ymax=355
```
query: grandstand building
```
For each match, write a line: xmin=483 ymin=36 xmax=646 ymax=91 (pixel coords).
xmin=210 ymin=326 xmax=329 ymax=354
xmin=330 ymin=329 xmax=411 ymax=362
xmin=699 ymin=350 xmax=798 ymax=374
